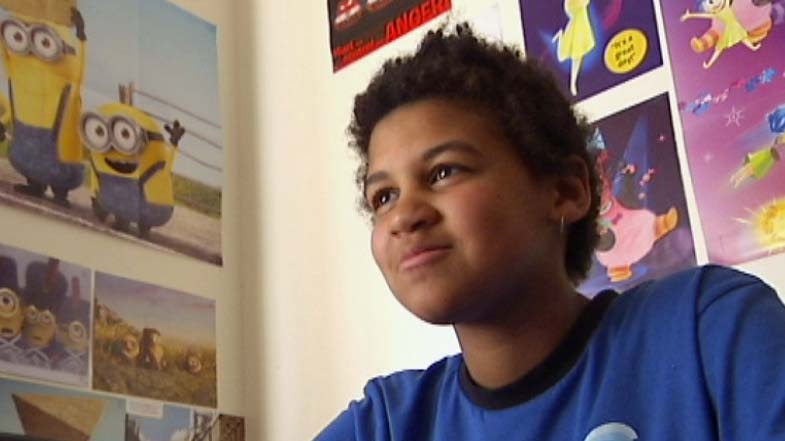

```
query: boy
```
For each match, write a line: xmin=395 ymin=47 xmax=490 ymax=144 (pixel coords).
xmin=316 ymin=24 xmax=785 ymax=440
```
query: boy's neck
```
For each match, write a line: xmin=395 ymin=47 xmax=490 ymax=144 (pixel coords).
xmin=454 ymin=284 xmax=589 ymax=390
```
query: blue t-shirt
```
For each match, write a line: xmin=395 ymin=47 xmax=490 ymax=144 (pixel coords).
xmin=315 ymin=265 xmax=785 ymax=440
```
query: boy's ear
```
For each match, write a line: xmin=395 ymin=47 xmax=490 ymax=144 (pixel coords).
xmin=549 ymin=156 xmax=592 ymax=224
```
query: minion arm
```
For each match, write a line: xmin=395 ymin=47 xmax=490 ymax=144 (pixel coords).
xmin=54 ymin=12 xmax=87 ymax=163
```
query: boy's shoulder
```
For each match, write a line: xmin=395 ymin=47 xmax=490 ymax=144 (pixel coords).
xmin=605 ymin=264 xmax=773 ymax=328
xmin=365 ymin=354 xmax=462 ymax=398
xmin=623 ymin=264 xmax=766 ymax=302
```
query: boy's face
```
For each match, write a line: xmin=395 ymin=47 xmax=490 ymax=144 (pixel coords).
xmin=366 ymin=99 xmax=562 ymax=325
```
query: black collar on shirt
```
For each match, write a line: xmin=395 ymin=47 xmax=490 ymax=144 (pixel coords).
xmin=459 ymin=290 xmax=618 ymax=410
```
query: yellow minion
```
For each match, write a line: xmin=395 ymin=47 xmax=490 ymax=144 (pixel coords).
xmin=80 ymin=103 xmax=184 ymax=237
xmin=0 ymin=93 xmax=11 ymax=151
xmin=0 ymin=8 xmax=86 ymax=207
xmin=0 ymin=287 xmax=24 ymax=340
xmin=185 ymin=349 xmax=203 ymax=374
xmin=56 ymin=319 xmax=88 ymax=352
xmin=22 ymin=304 xmax=57 ymax=349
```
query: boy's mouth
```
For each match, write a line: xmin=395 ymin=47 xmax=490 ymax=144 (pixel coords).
xmin=400 ymin=245 xmax=452 ymax=271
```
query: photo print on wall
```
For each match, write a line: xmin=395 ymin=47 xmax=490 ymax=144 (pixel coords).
xmin=125 ymin=403 xmax=215 ymax=441
xmin=0 ymin=376 xmax=125 ymax=441
xmin=518 ymin=0 xmax=663 ymax=101
xmin=0 ymin=242 xmax=91 ymax=387
xmin=660 ymin=0 xmax=785 ymax=265
xmin=0 ymin=0 xmax=224 ymax=266
xmin=579 ymin=93 xmax=698 ymax=296
xmin=92 ymin=272 xmax=217 ymax=408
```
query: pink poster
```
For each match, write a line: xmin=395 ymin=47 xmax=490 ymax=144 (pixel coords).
xmin=660 ymin=0 xmax=785 ymax=264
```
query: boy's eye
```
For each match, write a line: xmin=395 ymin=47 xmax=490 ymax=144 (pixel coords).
xmin=370 ymin=188 xmax=397 ymax=211
xmin=429 ymin=164 xmax=463 ymax=184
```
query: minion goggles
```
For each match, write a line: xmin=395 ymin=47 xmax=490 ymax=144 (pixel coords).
xmin=1 ymin=18 xmax=76 ymax=62
xmin=80 ymin=112 xmax=164 ymax=156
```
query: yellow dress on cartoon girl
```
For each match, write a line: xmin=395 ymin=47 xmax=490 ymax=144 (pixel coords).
xmin=716 ymin=6 xmax=749 ymax=50
xmin=689 ymin=0 xmax=771 ymax=54
xmin=554 ymin=0 xmax=596 ymax=96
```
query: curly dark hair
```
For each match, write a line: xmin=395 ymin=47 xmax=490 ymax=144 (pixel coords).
xmin=348 ymin=24 xmax=600 ymax=285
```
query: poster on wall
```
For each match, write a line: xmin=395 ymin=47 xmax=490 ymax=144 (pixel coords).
xmin=328 ymin=0 xmax=452 ymax=72
xmin=0 ymin=0 xmax=224 ymax=266
xmin=579 ymin=93 xmax=697 ymax=296
xmin=0 ymin=376 xmax=125 ymax=441
xmin=92 ymin=272 xmax=217 ymax=407
xmin=125 ymin=403 xmax=215 ymax=441
xmin=518 ymin=0 xmax=663 ymax=101
xmin=660 ymin=0 xmax=785 ymax=265
xmin=0 ymin=243 xmax=91 ymax=387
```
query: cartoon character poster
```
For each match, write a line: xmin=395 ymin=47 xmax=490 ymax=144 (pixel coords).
xmin=0 ymin=376 xmax=125 ymax=441
xmin=519 ymin=0 xmax=663 ymax=100
xmin=328 ymin=0 xmax=452 ymax=72
xmin=660 ymin=0 xmax=785 ymax=265
xmin=125 ymin=404 xmax=215 ymax=441
xmin=92 ymin=272 xmax=217 ymax=407
xmin=579 ymin=93 xmax=697 ymax=296
xmin=0 ymin=0 xmax=224 ymax=266
xmin=0 ymin=243 xmax=91 ymax=387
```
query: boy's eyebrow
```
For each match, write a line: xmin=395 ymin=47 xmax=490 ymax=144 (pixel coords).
xmin=364 ymin=140 xmax=481 ymax=193
xmin=364 ymin=171 xmax=389 ymax=195
xmin=422 ymin=140 xmax=481 ymax=161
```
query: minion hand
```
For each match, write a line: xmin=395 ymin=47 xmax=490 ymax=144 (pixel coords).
xmin=71 ymin=8 xmax=86 ymax=41
xmin=165 ymin=120 xmax=186 ymax=147
xmin=0 ymin=122 xmax=9 ymax=142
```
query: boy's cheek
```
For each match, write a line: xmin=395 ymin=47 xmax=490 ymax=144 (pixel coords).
xmin=370 ymin=229 xmax=388 ymax=270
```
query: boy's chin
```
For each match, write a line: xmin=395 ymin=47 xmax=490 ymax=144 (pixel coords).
xmin=396 ymin=292 xmax=472 ymax=326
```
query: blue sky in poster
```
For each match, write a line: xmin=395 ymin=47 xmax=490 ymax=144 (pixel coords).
xmin=0 ymin=0 xmax=223 ymax=188
xmin=132 ymin=405 xmax=192 ymax=441
xmin=95 ymin=271 xmax=216 ymax=345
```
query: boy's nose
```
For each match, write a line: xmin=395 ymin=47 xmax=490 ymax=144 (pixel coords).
xmin=390 ymin=195 xmax=439 ymax=236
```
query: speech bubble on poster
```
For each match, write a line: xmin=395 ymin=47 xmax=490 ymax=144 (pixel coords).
xmin=604 ymin=29 xmax=648 ymax=74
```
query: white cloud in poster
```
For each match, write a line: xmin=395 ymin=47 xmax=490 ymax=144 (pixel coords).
xmin=170 ymin=429 xmax=192 ymax=441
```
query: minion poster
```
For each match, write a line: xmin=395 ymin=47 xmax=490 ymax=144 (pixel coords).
xmin=579 ymin=93 xmax=697 ymax=296
xmin=660 ymin=0 xmax=785 ymax=265
xmin=92 ymin=272 xmax=217 ymax=408
xmin=0 ymin=242 xmax=91 ymax=387
xmin=0 ymin=0 xmax=224 ymax=266
xmin=518 ymin=0 xmax=663 ymax=101
xmin=0 ymin=376 xmax=125 ymax=441
xmin=328 ymin=0 xmax=452 ymax=72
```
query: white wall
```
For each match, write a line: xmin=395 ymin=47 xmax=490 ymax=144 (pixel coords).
xmin=246 ymin=1 xmax=785 ymax=440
